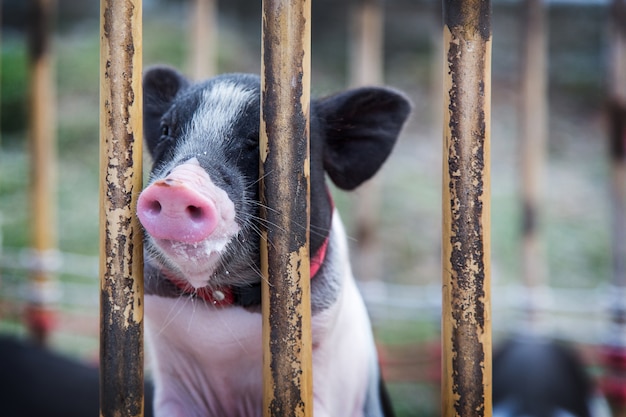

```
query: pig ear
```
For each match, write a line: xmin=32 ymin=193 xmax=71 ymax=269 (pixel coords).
xmin=315 ymin=87 xmax=411 ymax=190
xmin=143 ymin=66 xmax=189 ymax=157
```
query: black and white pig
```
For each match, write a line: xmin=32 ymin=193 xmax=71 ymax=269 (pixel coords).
xmin=136 ymin=66 xmax=411 ymax=417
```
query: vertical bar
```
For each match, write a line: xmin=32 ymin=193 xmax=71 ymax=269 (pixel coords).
xmin=188 ymin=0 xmax=217 ymax=80
xmin=441 ymin=0 xmax=492 ymax=416
xmin=27 ymin=0 xmax=57 ymax=346
xmin=519 ymin=0 xmax=548 ymax=324
xmin=260 ymin=0 xmax=313 ymax=416
xmin=99 ymin=1 xmax=144 ymax=416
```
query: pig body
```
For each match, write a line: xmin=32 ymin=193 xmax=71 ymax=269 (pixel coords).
xmin=138 ymin=67 xmax=411 ymax=417
xmin=493 ymin=337 xmax=596 ymax=417
xmin=0 ymin=335 xmax=155 ymax=417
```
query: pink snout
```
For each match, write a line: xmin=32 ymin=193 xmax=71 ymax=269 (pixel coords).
xmin=137 ymin=179 xmax=218 ymax=243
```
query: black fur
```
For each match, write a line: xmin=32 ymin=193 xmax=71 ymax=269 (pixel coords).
xmin=493 ymin=337 xmax=594 ymax=417
xmin=0 ymin=335 xmax=154 ymax=417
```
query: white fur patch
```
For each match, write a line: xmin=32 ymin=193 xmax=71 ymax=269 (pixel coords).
xmin=179 ymin=82 xmax=255 ymax=153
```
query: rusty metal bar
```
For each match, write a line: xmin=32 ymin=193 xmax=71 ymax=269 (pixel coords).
xmin=99 ymin=1 xmax=144 ymax=416
xmin=260 ymin=0 xmax=313 ymax=416
xmin=27 ymin=0 xmax=57 ymax=346
xmin=441 ymin=0 xmax=492 ymax=416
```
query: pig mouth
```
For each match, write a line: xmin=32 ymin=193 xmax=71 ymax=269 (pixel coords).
xmin=150 ymin=237 xmax=230 ymax=287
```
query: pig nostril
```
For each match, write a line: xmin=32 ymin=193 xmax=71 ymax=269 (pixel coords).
xmin=186 ymin=205 xmax=204 ymax=221
xmin=147 ymin=200 xmax=162 ymax=215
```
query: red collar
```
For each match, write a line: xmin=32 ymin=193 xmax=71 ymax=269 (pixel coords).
xmin=167 ymin=234 xmax=329 ymax=306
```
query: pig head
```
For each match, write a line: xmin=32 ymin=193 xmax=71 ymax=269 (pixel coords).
xmin=137 ymin=66 xmax=411 ymax=417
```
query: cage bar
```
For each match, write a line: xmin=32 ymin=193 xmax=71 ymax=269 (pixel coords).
xmin=99 ymin=0 xmax=144 ymax=416
xmin=260 ymin=0 xmax=314 ymax=416
xmin=441 ymin=0 xmax=492 ymax=416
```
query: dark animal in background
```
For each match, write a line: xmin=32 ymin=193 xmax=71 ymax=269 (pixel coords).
xmin=137 ymin=66 xmax=411 ymax=417
xmin=0 ymin=335 xmax=154 ymax=417
xmin=493 ymin=336 xmax=596 ymax=417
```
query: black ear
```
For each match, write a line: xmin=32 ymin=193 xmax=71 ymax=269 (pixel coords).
xmin=143 ymin=66 xmax=189 ymax=158
xmin=315 ymin=87 xmax=411 ymax=190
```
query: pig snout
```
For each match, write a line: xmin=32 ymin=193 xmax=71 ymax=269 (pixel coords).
xmin=137 ymin=179 xmax=218 ymax=243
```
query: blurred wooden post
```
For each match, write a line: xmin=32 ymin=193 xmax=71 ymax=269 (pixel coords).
xmin=27 ymin=0 xmax=58 ymax=346
xmin=189 ymin=0 xmax=217 ymax=80
xmin=0 ymin=0 xmax=2 ymax=150
xmin=349 ymin=0 xmax=383 ymax=87
xmin=602 ymin=0 xmax=626 ymax=415
xmin=349 ymin=0 xmax=385 ymax=283
xmin=99 ymin=0 xmax=144 ymax=416
xmin=608 ymin=0 xmax=626 ymax=295
xmin=441 ymin=0 xmax=492 ymax=416
xmin=260 ymin=0 xmax=313 ymax=415
xmin=0 ymin=0 xmax=3 ymax=300
xmin=519 ymin=0 xmax=548 ymax=326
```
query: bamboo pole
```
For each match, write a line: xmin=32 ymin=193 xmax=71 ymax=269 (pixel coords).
xmin=188 ymin=0 xmax=217 ymax=80
xmin=99 ymin=1 xmax=144 ymax=416
xmin=27 ymin=0 xmax=57 ymax=346
xmin=441 ymin=0 xmax=492 ymax=416
xmin=260 ymin=0 xmax=313 ymax=415
xmin=519 ymin=0 xmax=548 ymax=326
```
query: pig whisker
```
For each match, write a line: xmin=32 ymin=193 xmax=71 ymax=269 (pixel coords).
xmin=246 ymin=202 xmax=330 ymax=241
xmin=241 ymin=192 xmax=328 ymax=240
xmin=157 ymin=294 xmax=189 ymax=336
xmin=240 ymin=215 xmax=283 ymax=242
xmin=187 ymin=295 xmax=201 ymax=333
xmin=209 ymin=300 xmax=252 ymax=356
xmin=245 ymin=169 xmax=274 ymax=188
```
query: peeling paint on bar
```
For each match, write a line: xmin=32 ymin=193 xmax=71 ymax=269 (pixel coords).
xmin=99 ymin=1 xmax=144 ymax=417
xmin=260 ymin=0 xmax=313 ymax=416
xmin=441 ymin=1 xmax=492 ymax=416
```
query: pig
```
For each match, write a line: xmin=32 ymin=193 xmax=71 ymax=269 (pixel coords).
xmin=493 ymin=336 xmax=596 ymax=417
xmin=137 ymin=66 xmax=411 ymax=417
xmin=0 ymin=335 xmax=155 ymax=417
